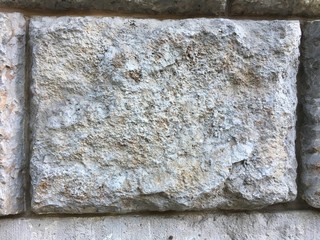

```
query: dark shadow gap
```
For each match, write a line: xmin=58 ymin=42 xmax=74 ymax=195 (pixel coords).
xmin=0 ymin=6 xmax=318 ymax=20
xmin=23 ymin=17 xmax=32 ymax=217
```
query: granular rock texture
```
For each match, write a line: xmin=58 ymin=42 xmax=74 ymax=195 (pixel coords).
xmin=30 ymin=17 xmax=300 ymax=214
xmin=1 ymin=211 xmax=320 ymax=240
xmin=231 ymin=0 xmax=320 ymax=16
xmin=231 ymin=0 xmax=291 ymax=16
xmin=293 ymin=1 xmax=320 ymax=17
xmin=300 ymin=21 xmax=320 ymax=208
xmin=0 ymin=0 xmax=226 ymax=15
xmin=0 ymin=13 xmax=26 ymax=215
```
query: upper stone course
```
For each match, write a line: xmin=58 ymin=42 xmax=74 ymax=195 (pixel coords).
xmin=0 ymin=0 xmax=226 ymax=15
xmin=231 ymin=0 xmax=320 ymax=17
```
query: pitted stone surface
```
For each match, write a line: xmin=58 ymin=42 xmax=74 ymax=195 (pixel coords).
xmin=0 ymin=0 xmax=226 ymax=15
xmin=30 ymin=17 xmax=300 ymax=214
xmin=300 ymin=21 xmax=320 ymax=208
xmin=0 ymin=13 xmax=26 ymax=215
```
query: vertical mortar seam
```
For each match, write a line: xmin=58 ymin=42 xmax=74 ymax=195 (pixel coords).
xmin=225 ymin=0 xmax=233 ymax=17
xmin=23 ymin=16 xmax=32 ymax=216
xmin=295 ymin=20 xmax=307 ymax=207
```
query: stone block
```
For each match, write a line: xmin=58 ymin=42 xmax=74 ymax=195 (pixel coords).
xmin=0 ymin=0 xmax=226 ymax=15
xmin=231 ymin=0 xmax=320 ymax=17
xmin=293 ymin=0 xmax=320 ymax=17
xmin=0 ymin=13 xmax=26 ymax=215
xmin=300 ymin=21 xmax=320 ymax=208
xmin=0 ymin=211 xmax=320 ymax=239
xmin=30 ymin=17 xmax=300 ymax=214
xmin=230 ymin=0 xmax=292 ymax=16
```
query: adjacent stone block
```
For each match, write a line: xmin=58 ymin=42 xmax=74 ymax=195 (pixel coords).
xmin=230 ymin=0 xmax=292 ymax=16
xmin=30 ymin=17 xmax=300 ymax=214
xmin=0 ymin=13 xmax=26 ymax=215
xmin=0 ymin=0 xmax=226 ymax=15
xmin=1 ymin=211 xmax=320 ymax=240
xmin=300 ymin=21 xmax=320 ymax=208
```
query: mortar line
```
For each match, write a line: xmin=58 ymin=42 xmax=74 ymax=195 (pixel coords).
xmin=23 ymin=16 xmax=32 ymax=217
xmin=225 ymin=0 xmax=233 ymax=17
xmin=295 ymin=20 xmax=308 ymax=207
xmin=0 ymin=7 xmax=318 ymax=20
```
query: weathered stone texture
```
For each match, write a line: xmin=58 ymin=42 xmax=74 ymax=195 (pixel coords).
xmin=231 ymin=0 xmax=320 ymax=16
xmin=0 ymin=13 xmax=26 ymax=215
xmin=300 ymin=21 xmax=320 ymax=208
xmin=0 ymin=211 xmax=320 ymax=239
xmin=230 ymin=0 xmax=291 ymax=16
xmin=30 ymin=17 xmax=300 ymax=214
xmin=293 ymin=0 xmax=320 ymax=17
xmin=0 ymin=0 xmax=226 ymax=15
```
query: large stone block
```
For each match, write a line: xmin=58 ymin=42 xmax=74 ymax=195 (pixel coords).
xmin=300 ymin=21 xmax=320 ymax=208
xmin=30 ymin=17 xmax=300 ymax=214
xmin=0 ymin=211 xmax=319 ymax=239
xmin=0 ymin=13 xmax=26 ymax=215
xmin=0 ymin=0 xmax=226 ymax=15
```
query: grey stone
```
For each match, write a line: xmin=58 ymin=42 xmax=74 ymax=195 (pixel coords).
xmin=0 ymin=0 xmax=226 ymax=15
xmin=230 ymin=0 xmax=292 ymax=16
xmin=0 ymin=211 xmax=320 ymax=239
xmin=0 ymin=13 xmax=26 ymax=215
xmin=30 ymin=17 xmax=300 ymax=214
xmin=300 ymin=21 xmax=320 ymax=208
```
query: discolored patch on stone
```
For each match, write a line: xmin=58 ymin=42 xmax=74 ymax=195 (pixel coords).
xmin=0 ymin=13 xmax=26 ymax=215
xmin=30 ymin=17 xmax=300 ymax=214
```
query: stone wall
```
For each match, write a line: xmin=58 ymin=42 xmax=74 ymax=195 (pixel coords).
xmin=1 ymin=1 xmax=320 ymax=239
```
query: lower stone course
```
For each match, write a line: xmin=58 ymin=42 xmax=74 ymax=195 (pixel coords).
xmin=0 ymin=211 xmax=319 ymax=239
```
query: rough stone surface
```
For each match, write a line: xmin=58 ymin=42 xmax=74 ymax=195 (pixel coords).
xmin=231 ymin=0 xmax=320 ymax=16
xmin=0 ymin=13 xmax=26 ymax=215
xmin=293 ymin=0 xmax=320 ymax=17
xmin=0 ymin=0 xmax=226 ymax=15
xmin=30 ymin=17 xmax=300 ymax=214
xmin=300 ymin=21 xmax=320 ymax=208
xmin=230 ymin=0 xmax=292 ymax=16
xmin=0 ymin=211 xmax=320 ymax=239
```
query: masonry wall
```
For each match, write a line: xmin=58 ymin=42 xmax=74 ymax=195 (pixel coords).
xmin=1 ymin=1 xmax=320 ymax=239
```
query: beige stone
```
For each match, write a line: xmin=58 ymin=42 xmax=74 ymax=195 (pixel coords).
xmin=0 ymin=12 xmax=26 ymax=215
xmin=30 ymin=17 xmax=300 ymax=214
xmin=0 ymin=211 xmax=320 ymax=239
